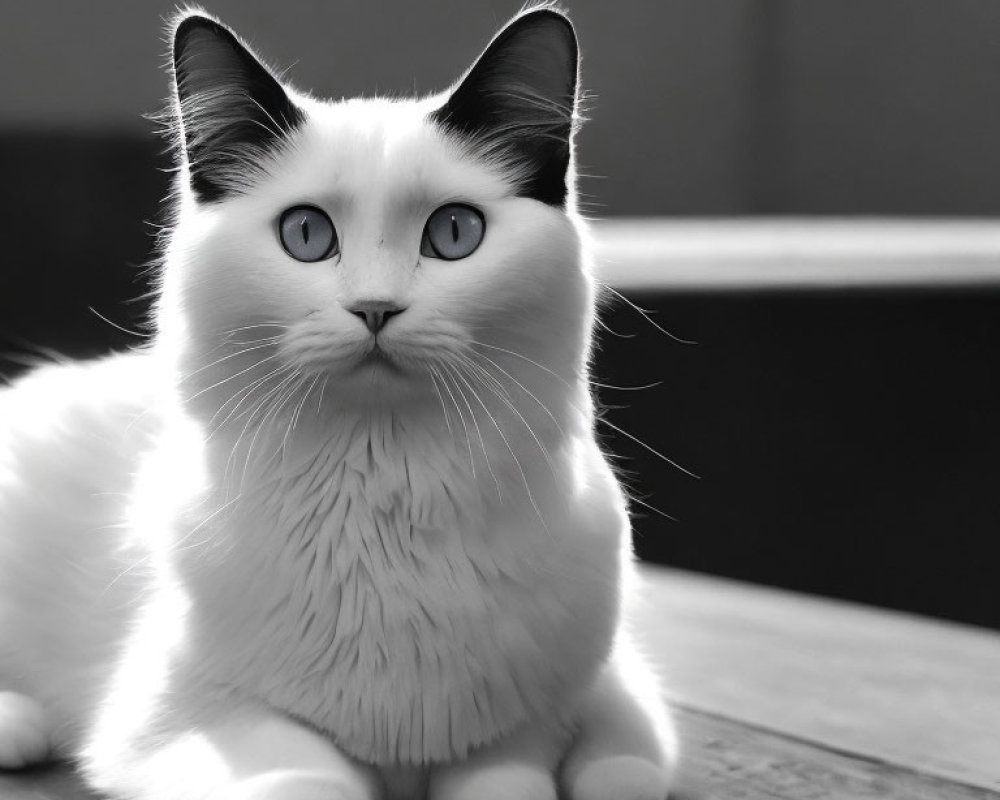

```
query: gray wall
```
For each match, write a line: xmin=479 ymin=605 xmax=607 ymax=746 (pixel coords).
xmin=3 ymin=1 xmax=1000 ymax=214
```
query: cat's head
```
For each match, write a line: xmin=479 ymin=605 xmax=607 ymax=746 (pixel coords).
xmin=159 ymin=5 xmax=593 ymax=426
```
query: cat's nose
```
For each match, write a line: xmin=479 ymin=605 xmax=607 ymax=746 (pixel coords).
xmin=348 ymin=300 xmax=406 ymax=335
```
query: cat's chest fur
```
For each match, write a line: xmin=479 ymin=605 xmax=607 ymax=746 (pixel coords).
xmin=179 ymin=413 xmax=612 ymax=765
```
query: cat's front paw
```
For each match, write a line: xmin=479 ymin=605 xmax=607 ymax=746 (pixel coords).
xmin=565 ymin=755 xmax=670 ymax=800
xmin=222 ymin=770 xmax=373 ymax=800
xmin=0 ymin=692 xmax=51 ymax=769
xmin=431 ymin=762 xmax=557 ymax=800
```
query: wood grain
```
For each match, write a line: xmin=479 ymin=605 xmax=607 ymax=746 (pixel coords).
xmin=672 ymin=706 xmax=999 ymax=800
xmin=635 ymin=566 xmax=1000 ymax=791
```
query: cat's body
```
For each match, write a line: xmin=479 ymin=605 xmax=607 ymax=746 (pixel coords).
xmin=0 ymin=7 xmax=676 ymax=799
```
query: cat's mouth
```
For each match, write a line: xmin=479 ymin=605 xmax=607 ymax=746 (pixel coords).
xmin=355 ymin=344 xmax=405 ymax=377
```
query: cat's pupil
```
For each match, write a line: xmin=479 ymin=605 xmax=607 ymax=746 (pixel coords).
xmin=279 ymin=205 xmax=337 ymax=262
xmin=420 ymin=204 xmax=484 ymax=260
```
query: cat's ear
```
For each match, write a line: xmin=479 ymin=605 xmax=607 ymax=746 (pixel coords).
xmin=430 ymin=7 xmax=579 ymax=207
xmin=170 ymin=12 xmax=304 ymax=203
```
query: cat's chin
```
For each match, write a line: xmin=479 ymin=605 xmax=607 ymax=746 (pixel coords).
xmin=314 ymin=348 xmax=435 ymax=406
xmin=352 ymin=347 xmax=406 ymax=378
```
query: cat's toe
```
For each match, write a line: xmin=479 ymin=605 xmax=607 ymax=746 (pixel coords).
xmin=430 ymin=764 xmax=557 ymax=800
xmin=0 ymin=692 xmax=51 ymax=769
xmin=564 ymin=755 xmax=670 ymax=800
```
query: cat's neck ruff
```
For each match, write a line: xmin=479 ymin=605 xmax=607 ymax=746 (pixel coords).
xmin=161 ymin=358 xmax=606 ymax=765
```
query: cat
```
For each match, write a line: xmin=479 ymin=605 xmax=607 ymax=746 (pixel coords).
xmin=0 ymin=5 xmax=677 ymax=799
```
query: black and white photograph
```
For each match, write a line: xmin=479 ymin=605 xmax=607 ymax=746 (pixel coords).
xmin=0 ymin=2 xmax=998 ymax=798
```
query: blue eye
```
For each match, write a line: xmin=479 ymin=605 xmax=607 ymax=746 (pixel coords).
xmin=420 ymin=204 xmax=485 ymax=260
xmin=279 ymin=205 xmax=338 ymax=262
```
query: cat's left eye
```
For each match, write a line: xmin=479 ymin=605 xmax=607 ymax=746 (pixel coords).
xmin=420 ymin=204 xmax=485 ymax=261
xmin=279 ymin=205 xmax=338 ymax=262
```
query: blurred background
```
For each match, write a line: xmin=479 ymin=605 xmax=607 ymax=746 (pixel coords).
xmin=1 ymin=1 xmax=998 ymax=628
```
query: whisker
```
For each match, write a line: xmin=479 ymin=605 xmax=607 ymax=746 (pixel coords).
xmin=427 ymin=367 xmax=454 ymax=437
xmin=283 ymin=373 xmax=319 ymax=456
xmin=182 ymin=343 xmax=281 ymax=390
xmin=315 ymin=375 xmax=329 ymax=418
xmin=591 ymin=380 xmax=663 ymax=392
xmin=460 ymin=354 xmax=557 ymax=477
xmin=453 ymin=359 xmax=546 ymax=519
xmin=167 ymin=494 xmax=244 ymax=555
xmin=599 ymin=416 xmax=700 ymax=480
xmin=219 ymin=321 xmax=290 ymax=339
xmin=625 ymin=492 xmax=679 ymax=523
xmin=470 ymin=339 xmax=694 ymax=482
xmin=245 ymin=370 xmax=306 ymax=483
xmin=88 ymin=306 xmax=151 ymax=339
xmin=594 ymin=315 xmax=634 ymax=340
xmin=209 ymin=362 xmax=290 ymax=435
xmin=469 ymin=340 xmax=578 ymax=393
xmin=224 ymin=367 xmax=299 ymax=493
xmin=443 ymin=360 xmax=500 ymax=496
xmin=602 ymin=286 xmax=697 ymax=346
xmin=431 ymin=363 xmax=476 ymax=479
xmin=461 ymin=356 xmax=512 ymax=403
xmin=467 ymin=349 xmax=564 ymax=436
xmin=186 ymin=353 xmax=282 ymax=403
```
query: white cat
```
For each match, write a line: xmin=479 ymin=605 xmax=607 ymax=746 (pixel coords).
xmin=0 ymin=5 xmax=677 ymax=799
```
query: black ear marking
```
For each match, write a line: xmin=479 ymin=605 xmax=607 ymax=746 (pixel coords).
xmin=430 ymin=8 xmax=579 ymax=207
xmin=172 ymin=14 xmax=305 ymax=203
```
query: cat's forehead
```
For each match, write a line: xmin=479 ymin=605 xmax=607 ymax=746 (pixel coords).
xmin=273 ymin=94 xmax=513 ymax=209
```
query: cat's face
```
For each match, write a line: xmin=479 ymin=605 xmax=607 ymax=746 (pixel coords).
xmin=161 ymin=7 xmax=592 ymax=417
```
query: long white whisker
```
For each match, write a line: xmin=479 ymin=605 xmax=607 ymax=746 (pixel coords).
xmin=599 ymin=416 xmax=701 ymax=480
xmin=219 ymin=322 xmax=289 ymax=338
xmin=461 ymin=355 xmax=557 ymax=478
xmin=431 ymin=363 xmax=475 ymax=478
xmin=246 ymin=371 xmax=306 ymax=483
xmin=470 ymin=340 xmax=693 ymax=478
xmin=436 ymin=364 xmax=480 ymax=478
xmin=427 ymin=367 xmax=454 ymax=437
xmin=443 ymin=361 xmax=500 ymax=496
xmin=315 ymin=375 xmax=329 ymax=418
xmin=469 ymin=340 xmax=577 ymax=392
xmin=181 ymin=340 xmax=282 ymax=385
xmin=602 ymin=285 xmax=697 ymax=346
xmin=591 ymin=380 xmax=663 ymax=392
xmin=225 ymin=367 xmax=299 ymax=494
xmin=468 ymin=350 xmax=564 ymax=437
xmin=186 ymin=351 xmax=280 ymax=401
xmin=461 ymin=356 xmax=512 ymax=402
xmin=168 ymin=494 xmax=243 ymax=555
xmin=624 ymin=492 xmax=679 ymax=523
xmin=209 ymin=362 xmax=289 ymax=435
xmin=454 ymin=361 xmax=546 ymax=525
xmin=282 ymin=373 xmax=319 ymax=456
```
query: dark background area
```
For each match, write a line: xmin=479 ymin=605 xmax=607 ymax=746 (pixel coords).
xmin=1 ymin=1 xmax=999 ymax=629
xmin=6 ymin=1 xmax=1000 ymax=214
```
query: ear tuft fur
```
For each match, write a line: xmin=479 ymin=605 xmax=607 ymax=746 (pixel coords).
xmin=169 ymin=10 xmax=304 ymax=203
xmin=430 ymin=6 xmax=580 ymax=207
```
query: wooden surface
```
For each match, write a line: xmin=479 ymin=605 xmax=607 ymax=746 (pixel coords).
xmin=3 ymin=565 xmax=999 ymax=798
xmin=671 ymin=706 xmax=997 ymax=800
xmin=634 ymin=566 xmax=1000 ymax=792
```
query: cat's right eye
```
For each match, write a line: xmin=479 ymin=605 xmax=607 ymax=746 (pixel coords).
xmin=279 ymin=205 xmax=338 ymax=262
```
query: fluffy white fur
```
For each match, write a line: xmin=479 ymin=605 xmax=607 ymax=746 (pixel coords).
xmin=0 ymin=8 xmax=676 ymax=800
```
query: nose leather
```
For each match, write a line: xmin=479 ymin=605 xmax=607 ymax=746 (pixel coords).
xmin=348 ymin=300 xmax=406 ymax=334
